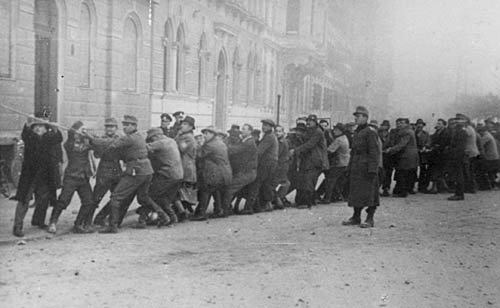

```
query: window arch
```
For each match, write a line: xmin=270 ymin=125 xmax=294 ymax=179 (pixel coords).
xmin=123 ymin=17 xmax=138 ymax=91
xmin=79 ymin=1 xmax=94 ymax=87
xmin=175 ymin=24 xmax=185 ymax=92
xmin=198 ymin=33 xmax=207 ymax=96
xmin=232 ymin=48 xmax=240 ymax=103
xmin=286 ymin=0 xmax=300 ymax=34
xmin=246 ymin=52 xmax=254 ymax=104
xmin=163 ymin=19 xmax=173 ymax=91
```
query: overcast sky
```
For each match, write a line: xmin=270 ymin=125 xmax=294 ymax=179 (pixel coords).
xmin=386 ymin=0 xmax=500 ymax=121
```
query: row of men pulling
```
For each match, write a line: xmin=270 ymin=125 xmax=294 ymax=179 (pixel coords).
xmin=12 ymin=112 xmax=309 ymax=236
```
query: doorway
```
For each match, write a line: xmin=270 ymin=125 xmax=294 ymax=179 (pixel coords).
xmin=34 ymin=0 xmax=58 ymax=121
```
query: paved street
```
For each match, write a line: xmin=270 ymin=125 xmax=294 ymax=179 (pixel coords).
xmin=1 ymin=190 xmax=499 ymax=308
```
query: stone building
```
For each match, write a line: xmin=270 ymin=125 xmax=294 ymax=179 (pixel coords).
xmin=0 ymin=0 xmax=392 ymax=138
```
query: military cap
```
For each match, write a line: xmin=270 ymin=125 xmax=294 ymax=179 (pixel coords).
xmin=415 ymin=118 xmax=426 ymax=126
xmin=122 ymin=115 xmax=138 ymax=125
xmin=455 ymin=113 xmax=470 ymax=123
xmin=353 ymin=106 xmax=369 ymax=117
xmin=146 ymin=127 xmax=163 ymax=139
xmin=261 ymin=119 xmax=276 ymax=127
xmin=201 ymin=125 xmax=217 ymax=134
xmin=181 ymin=116 xmax=196 ymax=129
xmin=306 ymin=114 xmax=319 ymax=124
xmin=227 ymin=124 xmax=240 ymax=133
xmin=104 ymin=117 xmax=118 ymax=127
xmin=173 ymin=111 xmax=185 ymax=117
xmin=160 ymin=113 xmax=172 ymax=122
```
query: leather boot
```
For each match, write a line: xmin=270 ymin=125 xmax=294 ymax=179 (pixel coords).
xmin=93 ymin=203 xmax=109 ymax=227
xmin=99 ymin=204 xmax=119 ymax=234
xmin=73 ymin=206 xmax=95 ymax=234
xmin=342 ymin=208 xmax=362 ymax=226
xmin=84 ymin=207 xmax=97 ymax=227
xmin=156 ymin=210 xmax=171 ymax=227
xmin=425 ymin=182 xmax=438 ymax=194
xmin=239 ymin=198 xmax=255 ymax=215
xmin=360 ymin=207 xmax=375 ymax=228
xmin=13 ymin=201 xmax=28 ymax=237
xmin=263 ymin=201 xmax=273 ymax=212
xmin=163 ymin=204 xmax=178 ymax=225
xmin=273 ymin=197 xmax=284 ymax=210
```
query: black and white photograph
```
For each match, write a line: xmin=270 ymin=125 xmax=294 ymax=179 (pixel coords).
xmin=0 ymin=0 xmax=499 ymax=307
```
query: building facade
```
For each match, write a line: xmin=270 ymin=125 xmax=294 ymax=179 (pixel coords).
xmin=0 ymin=0 xmax=392 ymax=138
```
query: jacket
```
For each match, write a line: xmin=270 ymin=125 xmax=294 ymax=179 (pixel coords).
xmin=227 ymin=136 xmax=258 ymax=175
xmin=387 ymin=127 xmax=419 ymax=170
xmin=294 ymin=126 xmax=329 ymax=171
xmin=175 ymin=131 xmax=197 ymax=183
xmin=63 ymin=129 xmax=93 ymax=179
xmin=198 ymin=138 xmax=232 ymax=186
xmin=147 ymin=135 xmax=184 ymax=180
xmin=93 ymin=134 xmax=122 ymax=180
xmin=257 ymin=131 xmax=279 ymax=167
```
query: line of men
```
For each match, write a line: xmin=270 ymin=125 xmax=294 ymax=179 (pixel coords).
xmin=13 ymin=105 xmax=498 ymax=237
xmin=12 ymin=105 xmax=384 ymax=237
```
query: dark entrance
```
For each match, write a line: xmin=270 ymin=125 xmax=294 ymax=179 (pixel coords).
xmin=34 ymin=0 xmax=58 ymax=121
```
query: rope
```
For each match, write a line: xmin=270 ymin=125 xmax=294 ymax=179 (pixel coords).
xmin=0 ymin=103 xmax=71 ymax=131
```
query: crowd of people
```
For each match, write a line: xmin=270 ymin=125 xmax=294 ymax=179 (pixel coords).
xmin=11 ymin=107 xmax=500 ymax=237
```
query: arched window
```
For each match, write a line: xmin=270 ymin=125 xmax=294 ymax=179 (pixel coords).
xmin=232 ymin=48 xmax=240 ymax=103
xmin=175 ymin=24 xmax=185 ymax=92
xmin=79 ymin=3 xmax=92 ymax=87
xmin=246 ymin=52 xmax=254 ymax=103
xmin=286 ymin=0 xmax=300 ymax=34
xmin=123 ymin=18 xmax=138 ymax=91
xmin=198 ymin=33 xmax=207 ymax=96
xmin=163 ymin=19 xmax=173 ymax=91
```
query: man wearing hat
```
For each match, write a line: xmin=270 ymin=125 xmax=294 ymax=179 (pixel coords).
xmin=85 ymin=117 xmax=123 ymax=227
xmin=191 ymin=126 xmax=232 ymax=221
xmin=342 ymin=106 xmax=380 ymax=228
xmin=290 ymin=114 xmax=329 ymax=209
xmin=241 ymin=119 xmax=278 ymax=214
xmin=171 ymin=111 xmax=185 ymax=138
xmin=385 ymin=117 xmax=419 ymax=197
xmin=226 ymin=124 xmax=241 ymax=146
xmin=160 ymin=113 xmax=173 ymax=138
xmin=224 ymin=124 xmax=258 ymax=215
xmin=414 ymin=119 xmax=431 ymax=192
xmin=445 ymin=117 xmax=468 ymax=200
xmin=12 ymin=117 xmax=63 ymax=237
xmin=456 ymin=113 xmax=479 ymax=193
xmin=48 ymin=121 xmax=95 ymax=234
xmin=320 ymin=123 xmax=350 ymax=204
xmin=85 ymin=115 xmax=164 ymax=233
xmin=286 ymin=122 xmax=307 ymax=206
xmin=425 ymin=118 xmax=451 ymax=194
xmin=173 ymin=115 xmax=197 ymax=220
xmin=131 ymin=128 xmax=184 ymax=227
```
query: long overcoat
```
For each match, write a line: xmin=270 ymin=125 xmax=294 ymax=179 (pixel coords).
xmin=389 ymin=127 xmax=419 ymax=170
xmin=198 ymin=138 xmax=232 ymax=187
xmin=175 ymin=131 xmax=197 ymax=183
xmin=348 ymin=124 xmax=381 ymax=209
xmin=15 ymin=124 xmax=63 ymax=202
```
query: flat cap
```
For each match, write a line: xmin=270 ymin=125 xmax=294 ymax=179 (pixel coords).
xmin=146 ymin=127 xmax=163 ymax=139
xmin=261 ymin=119 xmax=276 ymax=127
xmin=201 ymin=125 xmax=217 ymax=134
xmin=122 ymin=115 xmax=138 ymax=125
xmin=104 ymin=117 xmax=118 ymax=126
xmin=181 ymin=116 xmax=196 ymax=129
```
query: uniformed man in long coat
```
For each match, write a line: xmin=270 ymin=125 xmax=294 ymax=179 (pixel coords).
xmin=12 ymin=118 xmax=63 ymax=237
xmin=85 ymin=115 xmax=169 ymax=233
xmin=445 ymin=117 xmax=468 ymax=200
xmin=386 ymin=118 xmax=419 ymax=197
xmin=342 ymin=106 xmax=381 ymax=228
xmin=87 ymin=117 xmax=123 ymax=226
xmin=272 ymin=125 xmax=290 ymax=209
xmin=191 ymin=126 xmax=232 ymax=221
xmin=291 ymin=115 xmax=329 ymax=209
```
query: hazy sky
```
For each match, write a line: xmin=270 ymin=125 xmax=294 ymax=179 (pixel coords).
xmin=387 ymin=0 xmax=500 ymax=120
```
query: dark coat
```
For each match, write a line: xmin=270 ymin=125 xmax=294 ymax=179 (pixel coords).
xmin=294 ymin=126 xmax=329 ymax=171
xmin=175 ymin=131 xmax=197 ymax=183
xmin=446 ymin=126 xmax=468 ymax=163
xmin=15 ymin=124 xmax=63 ymax=202
xmin=275 ymin=137 xmax=290 ymax=182
xmin=257 ymin=131 xmax=279 ymax=170
xmin=388 ymin=127 xmax=419 ymax=170
xmin=63 ymin=129 xmax=93 ymax=179
xmin=429 ymin=127 xmax=451 ymax=164
xmin=198 ymin=138 xmax=232 ymax=187
xmin=227 ymin=136 xmax=258 ymax=175
xmin=348 ymin=124 xmax=381 ymax=208
xmin=147 ymin=135 xmax=184 ymax=181
xmin=93 ymin=134 xmax=122 ymax=180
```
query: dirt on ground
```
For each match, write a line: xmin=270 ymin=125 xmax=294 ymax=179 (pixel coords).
xmin=1 ymin=190 xmax=499 ymax=308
